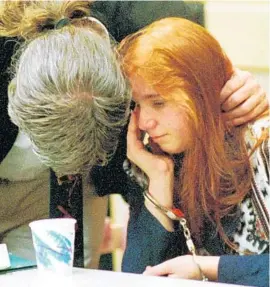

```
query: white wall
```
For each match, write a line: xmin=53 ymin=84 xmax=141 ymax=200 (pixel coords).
xmin=205 ymin=0 xmax=269 ymax=94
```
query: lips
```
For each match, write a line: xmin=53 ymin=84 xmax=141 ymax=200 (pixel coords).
xmin=150 ymin=135 xmax=165 ymax=141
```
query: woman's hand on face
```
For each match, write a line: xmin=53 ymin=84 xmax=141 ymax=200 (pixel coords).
xmin=143 ymin=255 xmax=219 ymax=281
xmin=220 ymin=68 xmax=268 ymax=126
xmin=127 ymin=111 xmax=174 ymax=211
xmin=127 ymin=110 xmax=174 ymax=180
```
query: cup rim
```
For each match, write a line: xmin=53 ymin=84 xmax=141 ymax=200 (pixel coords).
xmin=29 ymin=218 xmax=77 ymax=229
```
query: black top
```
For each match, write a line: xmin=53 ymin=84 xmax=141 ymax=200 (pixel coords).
xmin=0 ymin=37 xmax=18 ymax=163
xmin=90 ymin=1 xmax=204 ymax=42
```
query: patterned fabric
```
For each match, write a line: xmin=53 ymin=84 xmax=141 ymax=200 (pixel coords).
xmin=232 ymin=117 xmax=269 ymax=255
xmin=123 ymin=159 xmax=148 ymax=191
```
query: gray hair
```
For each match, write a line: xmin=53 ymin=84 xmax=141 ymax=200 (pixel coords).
xmin=8 ymin=26 xmax=131 ymax=176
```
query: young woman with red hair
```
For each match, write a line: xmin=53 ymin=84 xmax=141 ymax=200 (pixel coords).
xmin=119 ymin=17 xmax=269 ymax=286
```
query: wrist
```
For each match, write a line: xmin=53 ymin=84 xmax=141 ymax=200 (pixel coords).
xmin=148 ymin=178 xmax=174 ymax=208
xmin=148 ymin=157 xmax=174 ymax=178
xmin=196 ymin=256 xmax=220 ymax=281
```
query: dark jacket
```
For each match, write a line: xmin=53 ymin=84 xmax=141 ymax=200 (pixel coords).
xmin=122 ymin=190 xmax=269 ymax=287
xmin=0 ymin=37 xmax=18 ymax=163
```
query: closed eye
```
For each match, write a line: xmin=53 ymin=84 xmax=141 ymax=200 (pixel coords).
xmin=153 ymin=100 xmax=165 ymax=107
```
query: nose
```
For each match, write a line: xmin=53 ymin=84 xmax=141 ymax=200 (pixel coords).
xmin=136 ymin=107 xmax=157 ymax=131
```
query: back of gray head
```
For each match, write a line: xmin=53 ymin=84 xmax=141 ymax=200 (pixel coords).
xmin=8 ymin=19 xmax=131 ymax=175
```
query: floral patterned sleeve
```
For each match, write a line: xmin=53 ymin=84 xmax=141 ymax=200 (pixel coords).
xmin=218 ymin=118 xmax=269 ymax=287
xmin=231 ymin=118 xmax=269 ymax=254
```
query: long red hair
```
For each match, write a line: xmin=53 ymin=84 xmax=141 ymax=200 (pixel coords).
xmin=119 ymin=17 xmax=252 ymax=246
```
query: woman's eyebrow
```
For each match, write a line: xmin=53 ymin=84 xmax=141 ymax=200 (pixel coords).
xmin=144 ymin=93 xmax=160 ymax=99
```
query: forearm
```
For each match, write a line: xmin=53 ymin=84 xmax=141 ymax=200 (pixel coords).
xmin=122 ymin=203 xmax=185 ymax=273
xmin=145 ymin=170 xmax=174 ymax=232
xmin=195 ymin=253 xmax=270 ymax=285
xmin=196 ymin=256 xmax=220 ymax=281
xmin=218 ymin=254 xmax=269 ymax=287
xmin=146 ymin=172 xmax=175 ymax=232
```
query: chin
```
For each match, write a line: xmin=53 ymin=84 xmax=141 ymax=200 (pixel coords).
xmin=161 ymin=145 xmax=186 ymax=155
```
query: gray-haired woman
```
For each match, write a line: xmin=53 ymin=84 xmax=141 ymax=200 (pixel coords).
xmin=2 ymin=1 xmax=131 ymax=176
xmin=0 ymin=0 xmax=131 ymax=268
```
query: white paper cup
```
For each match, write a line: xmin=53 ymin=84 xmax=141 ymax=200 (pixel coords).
xmin=29 ymin=218 xmax=76 ymax=275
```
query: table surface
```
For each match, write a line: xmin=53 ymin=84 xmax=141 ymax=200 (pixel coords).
xmin=0 ymin=267 xmax=251 ymax=287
